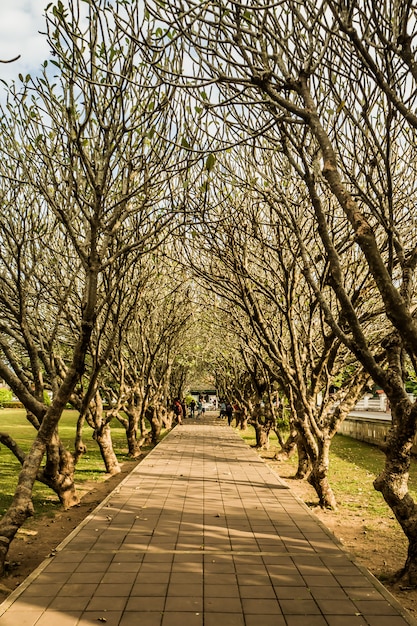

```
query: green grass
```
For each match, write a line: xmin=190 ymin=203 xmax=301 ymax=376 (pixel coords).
xmin=240 ymin=427 xmax=417 ymax=518
xmin=0 ymin=408 xmax=151 ymax=518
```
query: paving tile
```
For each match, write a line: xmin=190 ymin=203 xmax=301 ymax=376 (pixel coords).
xmin=60 ymin=583 xmax=98 ymax=597
xmin=315 ymin=598 xmax=360 ymax=614
xmin=0 ymin=609 xmax=45 ymax=626
xmin=241 ymin=598 xmax=282 ymax=614
xmin=86 ymin=596 xmax=127 ymax=611
xmin=164 ymin=596 xmax=203 ymax=612
xmin=204 ymin=584 xmax=240 ymax=598
xmin=204 ymin=613 xmax=244 ymax=626
xmin=119 ymin=612 xmax=162 ymax=626
xmin=279 ymin=598 xmax=322 ymax=615
xmin=354 ymin=599 xmax=404 ymax=615
xmin=204 ymin=597 xmax=243 ymax=612
xmin=125 ymin=596 xmax=165 ymax=612
xmin=310 ymin=587 xmax=348 ymax=600
xmin=18 ymin=583 xmax=64 ymax=597
xmin=245 ymin=616 xmax=286 ymax=626
xmin=130 ymin=583 xmax=168 ymax=597
xmin=274 ymin=586 xmax=313 ymax=599
xmin=77 ymin=611 xmax=123 ymax=625
xmin=100 ymin=571 xmax=137 ymax=584
xmin=161 ymin=612 xmax=203 ymax=626
xmin=33 ymin=610 xmax=81 ymax=626
xmin=168 ymin=583 xmax=202 ymax=596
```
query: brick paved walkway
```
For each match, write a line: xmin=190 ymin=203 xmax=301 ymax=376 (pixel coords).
xmin=0 ymin=417 xmax=415 ymax=626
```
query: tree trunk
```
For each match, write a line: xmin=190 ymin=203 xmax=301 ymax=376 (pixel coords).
xmin=73 ymin=412 xmax=87 ymax=464
xmin=95 ymin=422 xmax=121 ymax=475
xmin=307 ymin=438 xmax=337 ymax=509
xmin=274 ymin=428 xmax=298 ymax=460
xmin=89 ymin=395 xmax=121 ymax=474
xmin=252 ymin=420 xmax=271 ymax=449
xmin=159 ymin=405 xmax=173 ymax=429
xmin=125 ymin=403 xmax=142 ymax=458
xmin=40 ymin=432 xmax=79 ymax=509
xmin=147 ymin=406 xmax=162 ymax=445
xmin=234 ymin=409 xmax=248 ymax=430
xmin=0 ymin=432 xmax=79 ymax=509
xmin=294 ymin=436 xmax=311 ymax=479
xmin=374 ymin=398 xmax=417 ymax=585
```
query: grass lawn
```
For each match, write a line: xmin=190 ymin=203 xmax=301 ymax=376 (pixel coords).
xmin=240 ymin=427 xmax=417 ymax=517
xmin=0 ymin=408 xmax=144 ymax=517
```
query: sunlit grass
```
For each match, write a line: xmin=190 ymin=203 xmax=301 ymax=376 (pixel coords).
xmin=239 ymin=426 xmax=417 ymax=518
xmin=0 ymin=408 xmax=153 ymax=517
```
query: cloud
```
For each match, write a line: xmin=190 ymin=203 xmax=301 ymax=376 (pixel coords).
xmin=0 ymin=0 xmax=51 ymax=84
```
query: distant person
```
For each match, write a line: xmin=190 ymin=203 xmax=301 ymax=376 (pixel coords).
xmin=219 ymin=400 xmax=226 ymax=419
xmin=197 ymin=399 xmax=203 ymax=418
xmin=172 ymin=398 xmax=183 ymax=425
xmin=190 ymin=399 xmax=196 ymax=418
xmin=225 ymin=402 xmax=233 ymax=426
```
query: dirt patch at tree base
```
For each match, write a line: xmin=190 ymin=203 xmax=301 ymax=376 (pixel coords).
xmin=1 ymin=455 xmax=417 ymax=621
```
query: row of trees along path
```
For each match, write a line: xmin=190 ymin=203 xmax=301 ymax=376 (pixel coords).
xmin=1 ymin=0 xmax=417 ymax=589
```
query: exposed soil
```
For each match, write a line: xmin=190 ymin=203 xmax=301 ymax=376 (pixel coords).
xmin=1 ymin=452 xmax=416 ymax=621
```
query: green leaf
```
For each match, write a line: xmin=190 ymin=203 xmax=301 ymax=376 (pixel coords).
xmin=205 ymin=153 xmax=216 ymax=172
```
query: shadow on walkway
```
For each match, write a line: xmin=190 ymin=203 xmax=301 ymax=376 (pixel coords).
xmin=0 ymin=420 xmax=415 ymax=626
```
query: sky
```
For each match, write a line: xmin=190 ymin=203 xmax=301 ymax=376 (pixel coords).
xmin=0 ymin=0 xmax=52 ymax=86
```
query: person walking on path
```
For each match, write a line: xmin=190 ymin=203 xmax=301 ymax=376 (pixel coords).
xmin=189 ymin=399 xmax=196 ymax=418
xmin=225 ymin=401 xmax=233 ymax=426
xmin=172 ymin=398 xmax=183 ymax=425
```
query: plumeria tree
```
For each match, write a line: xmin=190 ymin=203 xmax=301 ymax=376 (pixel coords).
xmin=0 ymin=0 xmax=189 ymax=575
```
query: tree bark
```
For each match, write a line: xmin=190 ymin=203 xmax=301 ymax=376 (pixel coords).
xmin=294 ymin=436 xmax=311 ymax=479
xmin=124 ymin=401 xmax=142 ymax=459
xmin=40 ymin=431 xmax=79 ymax=508
xmin=307 ymin=438 xmax=338 ymax=510
xmin=374 ymin=399 xmax=417 ymax=585
xmin=274 ymin=428 xmax=298 ymax=460
xmin=147 ymin=405 xmax=162 ymax=445
xmin=94 ymin=423 xmax=121 ymax=475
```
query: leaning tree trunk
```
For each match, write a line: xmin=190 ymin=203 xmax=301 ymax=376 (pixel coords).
xmin=39 ymin=431 xmax=80 ymax=508
xmin=94 ymin=422 xmax=121 ymax=475
xmin=124 ymin=402 xmax=142 ymax=458
xmin=275 ymin=427 xmax=298 ymax=460
xmin=253 ymin=422 xmax=270 ymax=449
xmin=235 ymin=408 xmax=248 ymax=430
xmin=374 ymin=398 xmax=417 ymax=585
xmin=294 ymin=436 xmax=311 ymax=479
xmin=0 ymin=432 xmax=79 ymax=509
xmin=295 ymin=418 xmax=338 ymax=509
xmin=147 ymin=405 xmax=162 ymax=445
xmin=307 ymin=436 xmax=337 ymax=510
xmin=73 ymin=412 xmax=88 ymax=464
xmin=87 ymin=396 xmax=121 ymax=475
